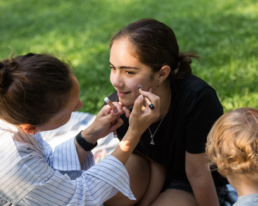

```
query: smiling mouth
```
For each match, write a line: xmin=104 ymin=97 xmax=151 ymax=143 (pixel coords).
xmin=118 ymin=91 xmax=130 ymax=94
xmin=117 ymin=91 xmax=130 ymax=97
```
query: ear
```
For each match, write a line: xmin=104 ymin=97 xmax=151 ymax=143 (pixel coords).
xmin=19 ymin=124 xmax=39 ymax=135
xmin=155 ymin=65 xmax=171 ymax=84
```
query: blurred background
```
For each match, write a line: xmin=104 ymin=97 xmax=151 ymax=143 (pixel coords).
xmin=0 ymin=0 xmax=257 ymax=114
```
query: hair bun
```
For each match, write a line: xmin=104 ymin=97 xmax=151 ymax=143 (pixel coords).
xmin=173 ymin=52 xmax=200 ymax=79
xmin=178 ymin=52 xmax=192 ymax=65
xmin=0 ymin=60 xmax=13 ymax=95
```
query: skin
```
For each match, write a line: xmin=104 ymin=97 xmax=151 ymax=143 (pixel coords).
xmin=227 ymin=174 xmax=258 ymax=196
xmin=19 ymin=72 xmax=161 ymax=169
xmin=20 ymin=75 xmax=83 ymax=133
xmin=109 ymin=37 xmax=171 ymax=114
xmin=107 ymin=37 xmax=220 ymax=206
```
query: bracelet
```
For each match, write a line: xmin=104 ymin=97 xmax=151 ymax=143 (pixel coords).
xmin=75 ymin=130 xmax=97 ymax=151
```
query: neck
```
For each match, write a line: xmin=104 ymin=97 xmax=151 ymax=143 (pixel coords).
xmin=227 ymin=174 xmax=258 ymax=196
xmin=153 ymin=81 xmax=171 ymax=121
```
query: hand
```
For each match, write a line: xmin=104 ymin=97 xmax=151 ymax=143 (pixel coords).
xmin=81 ymin=105 xmax=123 ymax=143
xmin=128 ymin=90 xmax=160 ymax=136
xmin=108 ymin=101 xmax=131 ymax=118
xmin=110 ymin=90 xmax=160 ymax=165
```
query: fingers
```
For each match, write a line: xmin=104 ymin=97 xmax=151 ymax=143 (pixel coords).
xmin=97 ymin=106 xmax=118 ymax=122
xmin=131 ymin=95 xmax=144 ymax=116
xmin=111 ymin=102 xmax=124 ymax=114
xmin=100 ymin=105 xmax=112 ymax=116
xmin=140 ymin=90 xmax=160 ymax=111
xmin=122 ymin=106 xmax=131 ymax=118
xmin=111 ymin=118 xmax=124 ymax=130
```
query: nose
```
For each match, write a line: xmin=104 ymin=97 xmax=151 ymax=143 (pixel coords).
xmin=110 ymin=70 xmax=124 ymax=88
xmin=74 ymin=100 xmax=83 ymax=112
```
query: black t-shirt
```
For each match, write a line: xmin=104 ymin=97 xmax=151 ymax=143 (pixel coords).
xmin=108 ymin=74 xmax=228 ymax=187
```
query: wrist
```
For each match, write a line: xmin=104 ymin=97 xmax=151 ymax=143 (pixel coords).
xmin=81 ymin=126 xmax=98 ymax=144
xmin=126 ymin=128 xmax=141 ymax=140
xmin=76 ymin=130 xmax=98 ymax=151
xmin=127 ymin=126 xmax=144 ymax=138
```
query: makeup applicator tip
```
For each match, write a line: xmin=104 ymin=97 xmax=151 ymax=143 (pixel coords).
xmin=104 ymin=97 xmax=110 ymax=103
xmin=137 ymin=84 xmax=155 ymax=110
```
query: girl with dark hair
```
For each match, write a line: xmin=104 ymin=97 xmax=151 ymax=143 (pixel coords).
xmin=105 ymin=19 xmax=229 ymax=206
xmin=0 ymin=53 xmax=160 ymax=205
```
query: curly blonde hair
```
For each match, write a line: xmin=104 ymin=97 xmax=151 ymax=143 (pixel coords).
xmin=206 ymin=107 xmax=258 ymax=179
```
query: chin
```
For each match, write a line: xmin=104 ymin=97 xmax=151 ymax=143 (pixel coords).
xmin=119 ymin=98 xmax=135 ymax=106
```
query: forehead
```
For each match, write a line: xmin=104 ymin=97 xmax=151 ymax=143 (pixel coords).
xmin=110 ymin=38 xmax=140 ymax=66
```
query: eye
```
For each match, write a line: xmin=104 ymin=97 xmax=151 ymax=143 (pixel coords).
xmin=125 ymin=71 xmax=135 ymax=75
xmin=110 ymin=66 xmax=115 ymax=70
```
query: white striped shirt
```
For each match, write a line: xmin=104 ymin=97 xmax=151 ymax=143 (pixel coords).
xmin=0 ymin=120 xmax=135 ymax=206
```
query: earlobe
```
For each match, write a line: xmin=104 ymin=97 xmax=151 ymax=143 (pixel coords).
xmin=19 ymin=124 xmax=39 ymax=135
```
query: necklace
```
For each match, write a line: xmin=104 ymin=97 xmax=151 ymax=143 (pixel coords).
xmin=148 ymin=91 xmax=171 ymax=145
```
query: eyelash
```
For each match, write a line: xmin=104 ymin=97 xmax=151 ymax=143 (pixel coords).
xmin=125 ymin=71 xmax=135 ymax=75
xmin=109 ymin=67 xmax=135 ymax=75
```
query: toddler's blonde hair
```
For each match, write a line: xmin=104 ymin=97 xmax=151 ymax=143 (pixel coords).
xmin=206 ymin=107 xmax=258 ymax=179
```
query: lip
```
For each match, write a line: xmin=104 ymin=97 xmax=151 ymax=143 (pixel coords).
xmin=117 ymin=91 xmax=130 ymax=97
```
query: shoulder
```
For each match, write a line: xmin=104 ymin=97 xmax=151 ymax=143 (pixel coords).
xmin=173 ymin=74 xmax=221 ymax=107
xmin=234 ymin=194 xmax=258 ymax=206
xmin=175 ymin=74 xmax=215 ymax=94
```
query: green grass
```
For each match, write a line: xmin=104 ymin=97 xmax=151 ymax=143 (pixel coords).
xmin=0 ymin=0 xmax=257 ymax=114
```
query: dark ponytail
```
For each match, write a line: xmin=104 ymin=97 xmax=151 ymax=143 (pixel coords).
xmin=110 ymin=19 xmax=200 ymax=82
xmin=0 ymin=53 xmax=73 ymax=126
xmin=172 ymin=51 xmax=200 ymax=79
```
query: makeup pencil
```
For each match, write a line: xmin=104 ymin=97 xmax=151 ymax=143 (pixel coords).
xmin=104 ymin=97 xmax=118 ymax=138
xmin=137 ymin=84 xmax=155 ymax=110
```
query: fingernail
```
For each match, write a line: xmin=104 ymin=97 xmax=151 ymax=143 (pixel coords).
xmin=114 ymin=109 xmax=119 ymax=114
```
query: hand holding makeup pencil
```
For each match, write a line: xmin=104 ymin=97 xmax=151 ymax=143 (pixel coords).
xmin=128 ymin=89 xmax=160 ymax=135
xmin=81 ymin=105 xmax=123 ymax=143
xmin=111 ymin=90 xmax=160 ymax=165
xmin=104 ymin=97 xmax=120 ymax=138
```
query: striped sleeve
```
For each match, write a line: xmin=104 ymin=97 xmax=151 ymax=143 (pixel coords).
xmin=53 ymin=137 xmax=94 ymax=171
xmin=0 ymin=131 xmax=135 ymax=205
xmin=19 ymin=155 xmax=135 ymax=206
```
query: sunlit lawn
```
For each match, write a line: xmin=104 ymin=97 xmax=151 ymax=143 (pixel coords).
xmin=0 ymin=0 xmax=257 ymax=114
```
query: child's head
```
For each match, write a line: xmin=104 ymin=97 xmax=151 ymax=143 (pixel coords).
xmin=206 ymin=107 xmax=258 ymax=179
xmin=109 ymin=19 xmax=199 ymax=105
xmin=0 ymin=53 xmax=82 ymax=133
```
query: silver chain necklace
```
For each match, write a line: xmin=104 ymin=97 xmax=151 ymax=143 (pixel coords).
xmin=148 ymin=92 xmax=171 ymax=145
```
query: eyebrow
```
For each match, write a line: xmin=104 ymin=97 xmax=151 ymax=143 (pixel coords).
xmin=109 ymin=62 xmax=140 ymax=70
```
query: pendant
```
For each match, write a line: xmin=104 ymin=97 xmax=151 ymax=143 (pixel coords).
xmin=150 ymin=135 xmax=155 ymax=145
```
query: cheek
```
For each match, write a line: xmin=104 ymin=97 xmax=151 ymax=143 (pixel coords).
xmin=127 ymin=80 xmax=140 ymax=93
xmin=110 ymin=72 xmax=114 ymax=84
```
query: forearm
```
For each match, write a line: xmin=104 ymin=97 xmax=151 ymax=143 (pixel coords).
xmin=75 ymin=127 xmax=98 ymax=164
xmin=189 ymin=174 xmax=220 ymax=206
xmin=111 ymin=129 xmax=141 ymax=165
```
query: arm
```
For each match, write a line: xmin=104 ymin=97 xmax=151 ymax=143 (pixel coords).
xmin=74 ymin=105 xmax=124 ymax=164
xmin=185 ymin=152 xmax=220 ymax=206
xmin=111 ymin=91 xmax=160 ymax=165
xmin=0 ymin=133 xmax=134 ymax=206
xmin=21 ymin=155 xmax=135 ymax=206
